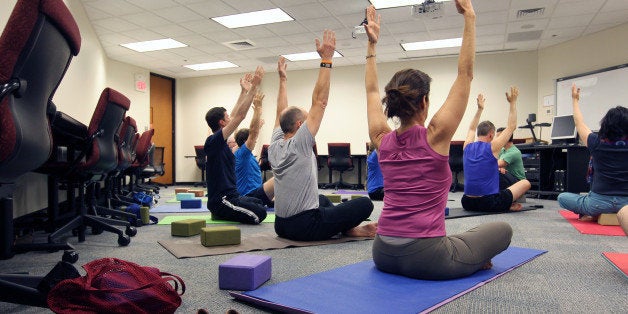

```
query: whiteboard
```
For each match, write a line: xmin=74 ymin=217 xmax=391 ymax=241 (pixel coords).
xmin=555 ymin=64 xmax=628 ymax=131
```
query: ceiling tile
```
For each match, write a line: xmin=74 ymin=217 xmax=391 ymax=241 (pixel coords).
xmin=120 ymin=12 xmax=172 ymax=28
xmin=84 ymin=0 xmax=144 ymax=16
xmin=151 ymin=24 xmax=196 ymax=38
xmin=283 ymin=2 xmax=331 ymax=20
xmin=130 ymin=0 xmax=180 ymax=10
xmin=184 ymin=1 xmax=238 ymax=18
xmin=91 ymin=17 xmax=141 ymax=32
xmin=153 ymin=5 xmax=205 ymax=23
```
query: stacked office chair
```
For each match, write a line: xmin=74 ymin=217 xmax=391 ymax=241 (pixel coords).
xmin=449 ymin=141 xmax=465 ymax=192
xmin=0 ymin=0 xmax=81 ymax=307
xmin=123 ymin=128 xmax=155 ymax=194
xmin=193 ymin=145 xmax=207 ymax=187
xmin=258 ymin=144 xmax=271 ymax=181
xmin=324 ymin=143 xmax=354 ymax=189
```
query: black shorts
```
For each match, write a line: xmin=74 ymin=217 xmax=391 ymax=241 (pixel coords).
xmin=461 ymin=189 xmax=514 ymax=212
xmin=245 ymin=186 xmax=273 ymax=208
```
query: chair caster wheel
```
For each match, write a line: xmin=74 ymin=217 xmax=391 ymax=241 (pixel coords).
xmin=62 ymin=250 xmax=79 ymax=264
xmin=118 ymin=235 xmax=131 ymax=246
xmin=134 ymin=219 xmax=143 ymax=227
xmin=125 ymin=226 xmax=137 ymax=237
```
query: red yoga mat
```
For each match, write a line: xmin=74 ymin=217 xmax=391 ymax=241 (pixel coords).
xmin=558 ymin=210 xmax=626 ymax=236
xmin=602 ymin=252 xmax=628 ymax=278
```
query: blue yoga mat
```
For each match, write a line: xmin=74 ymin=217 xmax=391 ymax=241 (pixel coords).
xmin=333 ymin=190 xmax=369 ymax=195
xmin=231 ymin=246 xmax=546 ymax=314
xmin=150 ymin=203 xmax=208 ymax=213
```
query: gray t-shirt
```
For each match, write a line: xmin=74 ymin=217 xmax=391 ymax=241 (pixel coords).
xmin=268 ymin=123 xmax=319 ymax=218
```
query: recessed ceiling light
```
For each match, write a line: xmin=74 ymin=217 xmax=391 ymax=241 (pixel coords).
xmin=369 ymin=0 xmax=450 ymax=10
xmin=282 ymin=51 xmax=343 ymax=62
xmin=212 ymin=8 xmax=293 ymax=29
xmin=401 ymin=38 xmax=462 ymax=51
xmin=184 ymin=61 xmax=239 ymax=71
xmin=120 ymin=38 xmax=187 ymax=52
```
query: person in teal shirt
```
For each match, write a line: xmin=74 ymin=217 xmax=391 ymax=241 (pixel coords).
xmin=496 ymin=127 xmax=526 ymax=190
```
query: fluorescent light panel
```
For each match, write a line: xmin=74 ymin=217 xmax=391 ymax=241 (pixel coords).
xmin=212 ymin=8 xmax=293 ymax=28
xmin=369 ymin=0 xmax=449 ymax=9
xmin=282 ymin=51 xmax=343 ymax=62
xmin=401 ymin=37 xmax=462 ymax=51
xmin=120 ymin=38 xmax=186 ymax=52
xmin=184 ymin=61 xmax=239 ymax=71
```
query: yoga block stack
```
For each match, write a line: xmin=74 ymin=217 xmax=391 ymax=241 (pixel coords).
xmin=201 ymin=226 xmax=241 ymax=247
xmin=351 ymin=195 xmax=365 ymax=200
xmin=189 ymin=189 xmax=205 ymax=197
xmin=171 ymin=219 xmax=206 ymax=236
xmin=175 ymin=188 xmax=189 ymax=194
xmin=219 ymin=254 xmax=271 ymax=291
xmin=598 ymin=213 xmax=620 ymax=226
xmin=181 ymin=199 xmax=202 ymax=209
xmin=176 ymin=193 xmax=195 ymax=201
xmin=325 ymin=194 xmax=341 ymax=203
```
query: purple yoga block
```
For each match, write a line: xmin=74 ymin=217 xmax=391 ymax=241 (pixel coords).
xmin=181 ymin=199 xmax=202 ymax=209
xmin=219 ymin=254 xmax=271 ymax=291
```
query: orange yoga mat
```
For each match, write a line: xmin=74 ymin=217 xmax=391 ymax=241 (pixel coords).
xmin=558 ymin=210 xmax=626 ymax=236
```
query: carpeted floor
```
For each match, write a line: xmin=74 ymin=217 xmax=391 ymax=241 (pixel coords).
xmin=1 ymin=186 xmax=627 ymax=313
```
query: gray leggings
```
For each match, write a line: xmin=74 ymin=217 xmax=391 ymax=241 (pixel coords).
xmin=372 ymin=222 xmax=512 ymax=280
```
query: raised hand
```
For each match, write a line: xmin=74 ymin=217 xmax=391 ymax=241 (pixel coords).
xmin=572 ymin=83 xmax=580 ymax=100
xmin=253 ymin=92 xmax=265 ymax=109
xmin=505 ymin=86 xmax=519 ymax=104
xmin=365 ymin=5 xmax=381 ymax=44
xmin=251 ymin=66 xmax=265 ymax=89
xmin=477 ymin=94 xmax=485 ymax=110
xmin=240 ymin=73 xmax=253 ymax=92
xmin=455 ymin=0 xmax=475 ymax=16
xmin=315 ymin=29 xmax=336 ymax=60
xmin=278 ymin=56 xmax=287 ymax=79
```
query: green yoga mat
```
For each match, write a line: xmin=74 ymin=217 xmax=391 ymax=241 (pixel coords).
xmin=158 ymin=213 xmax=276 ymax=225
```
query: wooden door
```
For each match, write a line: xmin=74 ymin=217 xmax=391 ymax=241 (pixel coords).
xmin=150 ymin=74 xmax=174 ymax=185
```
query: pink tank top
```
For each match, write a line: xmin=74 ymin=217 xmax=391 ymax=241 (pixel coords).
xmin=377 ymin=125 xmax=451 ymax=238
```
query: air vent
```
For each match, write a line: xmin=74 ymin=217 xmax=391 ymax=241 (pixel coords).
xmin=517 ymin=7 xmax=545 ymax=19
xmin=507 ymin=30 xmax=543 ymax=42
xmin=223 ymin=39 xmax=256 ymax=51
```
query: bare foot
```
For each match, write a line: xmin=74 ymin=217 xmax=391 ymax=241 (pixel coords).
xmin=481 ymin=260 xmax=493 ymax=270
xmin=509 ymin=203 xmax=523 ymax=211
xmin=578 ymin=215 xmax=598 ymax=222
xmin=344 ymin=222 xmax=378 ymax=238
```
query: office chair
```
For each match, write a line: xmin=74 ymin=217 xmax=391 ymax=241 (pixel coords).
xmin=324 ymin=143 xmax=355 ymax=190
xmin=193 ymin=145 xmax=207 ymax=187
xmin=258 ymin=144 xmax=271 ymax=181
xmin=140 ymin=145 xmax=167 ymax=189
xmin=41 ymin=88 xmax=136 ymax=247
xmin=0 ymin=0 xmax=80 ymax=307
xmin=449 ymin=141 xmax=464 ymax=192
xmin=124 ymin=129 xmax=155 ymax=193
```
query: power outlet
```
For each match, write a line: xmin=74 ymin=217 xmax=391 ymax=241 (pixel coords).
xmin=545 ymin=107 xmax=552 ymax=116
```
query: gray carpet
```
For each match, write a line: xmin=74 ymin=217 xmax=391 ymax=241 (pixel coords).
xmin=1 ymin=187 xmax=627 ymax=313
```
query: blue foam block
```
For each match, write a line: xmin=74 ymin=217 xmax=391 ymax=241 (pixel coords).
xmin=181 ymin=199 xmax=202 ymax=209
xmin=232 ymin=246 xmax=546 ymax=313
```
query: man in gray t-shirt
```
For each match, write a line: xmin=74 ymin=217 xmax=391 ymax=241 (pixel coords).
xmin=268 ymin=32 xmax=376 ymax=241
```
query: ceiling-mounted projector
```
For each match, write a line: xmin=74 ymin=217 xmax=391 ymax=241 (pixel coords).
xmin=412 ymin=0 xmax=444 ymax=19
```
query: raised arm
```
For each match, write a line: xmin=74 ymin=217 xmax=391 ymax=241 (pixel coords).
xmin=245 ymin=92 xmax=265 ymax=151
xmin=275 ymin=56 xmax=288 ymax=129
xmin=222 ymin=66 xmax=265 ymax=139
xmin=571 ymin=84 xmax=591 ymax=146
xmin=427 ymin=0 xmax=476 ymax=154
xmin=463 ymin=94 xmax=484 ymax=149
xmin=491 ymin=86 xmax=518 ymax=156
xmin=306 ymin=30 xmax=335 ymax=137
xmin=364 ymin=5 xmax=390 ymax=149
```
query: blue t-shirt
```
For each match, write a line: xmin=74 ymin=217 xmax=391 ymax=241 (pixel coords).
xmin=234 ymin=143 xmax=263 ymax=196
xmin=366 ymin=150 xmax=384 ymax=193
xmin=588 ymin=133 xmax=628 ymax=195
xmin=204 ymin=129 xmax=239 ymax=205
xmin=463 ymin=141 xmax=499 ymax=196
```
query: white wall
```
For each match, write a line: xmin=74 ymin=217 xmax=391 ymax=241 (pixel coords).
xmin=175 ymin=51 xmax=539 ymax=183
xmin=536 ymin=23 xmax=628 ymax=140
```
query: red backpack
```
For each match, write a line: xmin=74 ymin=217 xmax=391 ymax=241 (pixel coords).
xmin=48 ymin=258 xmax=185 ymax=314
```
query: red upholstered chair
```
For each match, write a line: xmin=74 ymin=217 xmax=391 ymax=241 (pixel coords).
xmin=40 ymin=88 xmax=136 ymax=248
xmin=324 ymin=143 xmax=355 ymax=189
xmin=124 ymin=129 xmax=155 ymax=193
xmin=0 ymin=0 xmax=80 ymax=307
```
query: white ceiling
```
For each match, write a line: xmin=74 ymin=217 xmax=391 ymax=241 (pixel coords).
xmin=80 ymin=0 xmax=628 ymax=78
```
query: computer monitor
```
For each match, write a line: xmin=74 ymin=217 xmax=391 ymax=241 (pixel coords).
xmin=550 ymin=114 xmax=577 ymax=144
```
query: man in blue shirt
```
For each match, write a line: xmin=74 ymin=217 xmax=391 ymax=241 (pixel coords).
xmin=462 ymin=89 xmax=531 ymax=212
xmin=234 ymin=92 xmax=274 ymax=207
